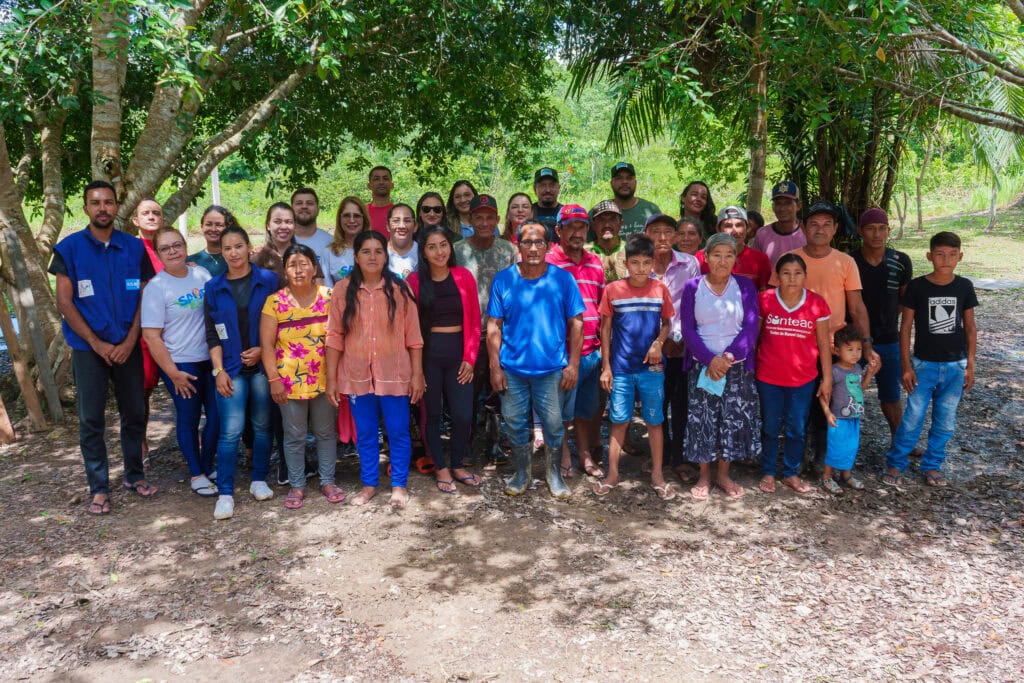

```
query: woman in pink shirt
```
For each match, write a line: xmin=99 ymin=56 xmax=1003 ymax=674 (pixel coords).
xmin=326 ymin=231 xmax=425 ymax=508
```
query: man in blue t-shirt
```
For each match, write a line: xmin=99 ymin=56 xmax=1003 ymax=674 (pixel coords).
xmin=487 ymin=220 xmax=584 ymax=499
xmin=48 ymin=181 xmax=158 ymax=515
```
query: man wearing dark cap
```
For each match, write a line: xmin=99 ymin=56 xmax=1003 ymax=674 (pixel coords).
xmin=769 ymin=200 xmax=879 ymax=467
xmin=455 ymin=194 xmax=518 ymax=465
xmin=585 ymin=200 xmax=628 ymax=283
xmin=532 ymin=167 xmax=563 ymax=240
xmin=610 ymin=162 xmax=661 ymax=236
xmin=753 ymin=180 xmax=806 ymax=267
xmin=852 ymin=208 xmax=914 ymax=443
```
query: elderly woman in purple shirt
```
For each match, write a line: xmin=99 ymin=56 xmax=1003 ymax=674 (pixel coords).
xmin=680 ymin=232 xmax=761 ymax=500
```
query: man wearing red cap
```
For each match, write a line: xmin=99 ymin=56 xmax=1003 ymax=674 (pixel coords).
xmin=853 ymin=208 xmax=914 ymax=443
xmin=547 ymin=204 xmax=607 ymax=479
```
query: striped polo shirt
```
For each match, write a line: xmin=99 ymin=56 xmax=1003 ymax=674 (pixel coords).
xmin=546 ymin=244 xmax=605 ymax=355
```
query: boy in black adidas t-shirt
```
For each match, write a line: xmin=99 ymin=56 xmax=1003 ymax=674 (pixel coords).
xmin=884 ymin=231 xmax=977 ymax=487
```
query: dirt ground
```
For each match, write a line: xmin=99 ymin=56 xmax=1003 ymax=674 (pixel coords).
xmin=1 ymin=289 xmax=1022 ymax=682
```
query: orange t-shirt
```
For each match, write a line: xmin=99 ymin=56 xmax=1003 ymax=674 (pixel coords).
xmin=769 ymin=248 xmax=861 ymax=332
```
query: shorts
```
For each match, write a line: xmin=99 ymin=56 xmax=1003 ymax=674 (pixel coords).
xmin=609 ymin=368 xmax=664 ymax=426
xmin=825 ymin=417 xmax=860 ymax=471
xmin=870 ymin=342 xmax=901 ymax=404
xmin=560 ymin=350 xmax=602 ymax=422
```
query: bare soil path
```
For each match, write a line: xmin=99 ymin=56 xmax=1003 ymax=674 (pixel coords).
xmin=1 ymin=290 xmax=1022 ymax=681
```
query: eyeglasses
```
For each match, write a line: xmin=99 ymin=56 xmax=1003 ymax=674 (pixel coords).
xmin=158 ymin=242 xmax=186 ymax=255
xmin=420 ymin=205 xmax=444 ymax=214
xmin=520 ymin=239 xmax=546 ymax=248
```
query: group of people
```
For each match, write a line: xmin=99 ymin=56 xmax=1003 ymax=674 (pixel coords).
xmin=50 ymin=164 xmax=978 ymax=519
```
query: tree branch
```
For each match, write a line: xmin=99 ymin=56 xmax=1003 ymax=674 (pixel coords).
xmin=161 ymin=64 xmax=316 ymax=222
xmin=13 ymin=122 xmax=36 ymax=202
xmin=1005 ymin=0 xmax=1024 ymax=25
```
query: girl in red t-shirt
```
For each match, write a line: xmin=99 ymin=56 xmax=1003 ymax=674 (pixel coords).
xmin=756 ymin=253 xmax=833 ymax=494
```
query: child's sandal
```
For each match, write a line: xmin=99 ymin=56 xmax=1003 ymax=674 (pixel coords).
xmin=840 ymin=474 xmax=864 ymax=490
xmin=820 ymin=477 xmax=842 ymax=495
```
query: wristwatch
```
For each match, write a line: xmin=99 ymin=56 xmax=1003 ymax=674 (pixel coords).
xmin=212 ymin=367 xmax=225 ymax=377
xmin=863 ymin=336 xmax=874 ymax=344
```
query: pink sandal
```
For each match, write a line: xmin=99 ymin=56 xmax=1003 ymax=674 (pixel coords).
xmin=284 ymin=488 xmax=305 ymax=509
xmin=321 ymin=483 xmax=346 ymax=504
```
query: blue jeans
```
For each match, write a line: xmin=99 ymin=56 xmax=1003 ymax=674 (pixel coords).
xmin=214 ymin=372 xmax=272 ymax=495
xmin=503 ymin=370 xmax=564 ymax=450
xmin=560 ymin=350 xmax=602 ymax=422
xmin=758 ymin=379 xmax=816 ymax=478
xmin=159 ymin=360 xmax=218 ymax=478
xmin=351 ymin=393 xmax=412 ymax=487
xmin=609 ymin=369 xmax=665 ymax=425
xmin=886 ymin=358 xmax=966 ymax=473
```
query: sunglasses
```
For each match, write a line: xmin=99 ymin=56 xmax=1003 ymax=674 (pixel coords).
xmin=420 ymin=205 xmax=444 ymax=214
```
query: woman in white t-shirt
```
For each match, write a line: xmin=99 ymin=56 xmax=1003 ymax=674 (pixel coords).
xmin=386 ymin=203 xmax=419 ymax=279
xmin=141 ymin=226 xmax=219 ymax=497
xmin=319 ymin=196 xmax=369 ymax=286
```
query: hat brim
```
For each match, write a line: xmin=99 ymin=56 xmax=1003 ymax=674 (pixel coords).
xmin=469 ymin=206 xmax=498 ymax=214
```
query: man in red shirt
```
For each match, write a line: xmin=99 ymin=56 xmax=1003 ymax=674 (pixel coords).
xmin=547 ymin=204 xmax=606 ymax=479
xmin=366 ymin=165 xmax=394 ymax=235
xmin=697 ymin=206 xmax=772 ymax=290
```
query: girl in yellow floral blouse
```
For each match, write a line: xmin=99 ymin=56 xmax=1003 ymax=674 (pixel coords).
xmin=260 ymin=244 xmax=344 ymax=509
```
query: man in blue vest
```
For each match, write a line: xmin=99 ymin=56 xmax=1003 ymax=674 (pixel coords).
xmin=49 ymin=181 xmax=158 ymax=514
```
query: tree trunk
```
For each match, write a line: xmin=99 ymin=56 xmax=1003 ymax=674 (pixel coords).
xmin=0 ymin=300 xmax=47 ymax=431
xmin=879 ymin=127 xmax=906 ymax=212
xmin=916 ymin=133 xmax=935 ymax=231
xmin=987 ymin=177 xmax=999 ymax=231
xmin=745 ymin=11 xmax=768 ymax=215
xmin=0 ymin=393 xmax=15 ymax=444
xmin=91 ymin=1 xmax=130 ymax=198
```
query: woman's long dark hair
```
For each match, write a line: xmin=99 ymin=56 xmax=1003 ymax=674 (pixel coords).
xmin=679 ymin=181 xmax=717 ymax=238
xmin=415 ymin=226 xmax=457 ymax=342
xmin=415 ymin=192 xmax=447 ymax=232
xmin=342 ymin=230 xmax=414 ymax=335
xmin=446 ymin=180 xmax=477 ymax=235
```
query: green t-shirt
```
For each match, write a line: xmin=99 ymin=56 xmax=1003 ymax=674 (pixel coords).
xmin=619 ymin=198 xmax=661 ymax=236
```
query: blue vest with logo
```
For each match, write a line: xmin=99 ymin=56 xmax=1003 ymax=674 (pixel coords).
xmin=203 ymin=265 xmax=279 ymax=378
xmin=53 ymin=228 xmax=146 ymax=350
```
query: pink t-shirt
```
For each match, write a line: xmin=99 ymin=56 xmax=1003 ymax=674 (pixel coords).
xmin=696 ymin=245 xmax=772 ymax=289
xmin=753 ymin=222 xmax=806 ymax=267
xmin=756 ymin=288 xmax=831 ymax=387
xmin=769 ymin=247 xmax=862 ymax=333
xmin=367 ymin=203 xmax=393 ymax=238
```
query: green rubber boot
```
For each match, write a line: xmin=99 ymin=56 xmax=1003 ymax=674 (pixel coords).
xmin=545 ymin=444 xmax=571 ymax=499
xmin=504 ymin=444 xmax=533 ymax=496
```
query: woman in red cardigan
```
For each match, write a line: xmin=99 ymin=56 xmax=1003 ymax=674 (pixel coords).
xmin=408 ymin=226 xmax=483 ymax=493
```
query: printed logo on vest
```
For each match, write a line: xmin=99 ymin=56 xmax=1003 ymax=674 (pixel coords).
xmin=125 ymin=278 xmax=141 ymax=291
xmin=77 ymin=280 xmax=94 ymax=298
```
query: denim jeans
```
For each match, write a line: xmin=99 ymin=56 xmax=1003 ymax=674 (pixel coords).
xmin=72 ymin=346 xmax=146 ymax=495
xmin=159 ymin=360 xmax=219 ymax=478
xmin=502 ymin=370 xmax=564 ymax=451
xmin=281 ymin=394 xmax=338 ymax=488
xmin=886 ymin=358 xmax=966 ymax=473
xmin=758 ymin=379 xmax=816 ymax=478
xmin=560 ymin=350 xmax=602 ymax=422
xmin=214 ymin=372 xmax=272 ymax=495
xmin=351 ymin=393 xmax=411 ymax=487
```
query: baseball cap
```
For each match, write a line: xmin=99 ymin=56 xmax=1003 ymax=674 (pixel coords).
xmin=805 ymin=200 xmax=839 ymax=220
xmin=858 ymin=208 xmax=889 ymax=227
xmin=469 ymin=194 xmax=498 ymax=214
xmin=717 ymin=205 xmax=748 ymax=224
xmin=534 ymin=167 xmax=559 ymax=184
xmin=611 ymin=162 xmax=636 ymax=178
xmin=558 ymin=204 xmax=589 ymax=225
xmin=644 ymin=213 xmax=678 ymax=230
xmin=590 ymin=200 xmax=622 ymax=218
xmin=771 ymin=181 xmax=799 ymax=200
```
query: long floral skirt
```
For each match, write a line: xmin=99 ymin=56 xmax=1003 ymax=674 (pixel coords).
xmin=684 ymin=364 xmax=762 ymax=464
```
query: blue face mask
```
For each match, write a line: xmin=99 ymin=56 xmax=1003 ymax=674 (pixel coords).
xmin=697 ymin=366 xmax=727 ymax=397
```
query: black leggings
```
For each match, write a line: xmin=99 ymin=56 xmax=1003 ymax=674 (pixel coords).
xmin=424 ymin=332 xmax=474 ymax=470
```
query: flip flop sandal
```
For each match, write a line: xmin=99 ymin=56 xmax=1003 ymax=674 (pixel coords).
xmin=283 ymin=488 xmax=305 ymax=509
xmin=719 ymin=483 xmax=745 ymax=499
xmin=436 ymin=479 xmax=457 ymax=494
xmin=759 ymin=477 xmax=777 ymax=494
xmin=881 ymin=472 xmax=902 ymax=487
xmin=454 ymin=473 xmax=482 ymax=487
xmin=925 ymin=473 xmax=948 ymax=487
xmin=87 ymin=499 xmax=111 ymax=515
xmin=560 ymin=464 xmax=575 ymax=479
xmin=190 ymin=477 xmax=218 ymax=497
xmin=123 ymin=480 xmax=158 ymax=497
xmin=320 ymin=483 xmax=347 ymax=504
xmin=820 ymin=477 xmax=843 ymax=495
xmin=653 ymin=483 xmax=677 ymax=501
xmin=690 ymin=485 xmax=710 ymax=501
xmin=414 ymin=456 xmax=436 ymax=475
xmin=840 ymin=475 xmax=865 ymax=490
xmin=583 ymin=463 xmax=605 ymax=479
xmin=592 ymin=481 xmax=616 ymax=497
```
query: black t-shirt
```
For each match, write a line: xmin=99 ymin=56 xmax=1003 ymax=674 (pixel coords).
xmin=852 ymin=248 xmax=912 ymax=345
xmin=902 ymin=275 xmax=978 ymax=362
xmin=532 ymin=202 xmax=562 ymax=243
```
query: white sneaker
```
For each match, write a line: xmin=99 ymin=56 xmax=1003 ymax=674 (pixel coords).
xmin=213 ymin=495 xmax=234 ymax=520
xmin=249 ymin=481 xmax=274 ymax=501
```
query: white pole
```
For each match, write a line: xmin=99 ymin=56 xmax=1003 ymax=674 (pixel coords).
xmin=177 ymin=178 xmax=187 ymax=232
xmin=211 ymin=165 xmax=221 ymax=205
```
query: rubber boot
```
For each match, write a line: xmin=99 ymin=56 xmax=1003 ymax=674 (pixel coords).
xmin=505 ymin=443 xmax=533 ymax=496
xmin=485 ymin=412 xmax=507 ymax=465
xmin=545 ymin=444 xmax=571 ymax=499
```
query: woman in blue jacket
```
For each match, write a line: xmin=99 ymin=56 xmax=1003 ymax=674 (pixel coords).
xmin=205 ymin=226 xmax=281 ymax=520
